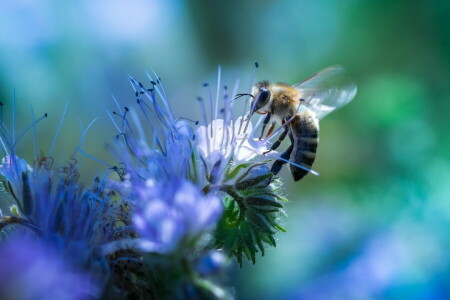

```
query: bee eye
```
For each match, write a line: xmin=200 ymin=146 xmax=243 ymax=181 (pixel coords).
xmin=250 ymin=89 xmax=271 ymax=115
xmin=258 ymin=90 xmax=270 ymax=104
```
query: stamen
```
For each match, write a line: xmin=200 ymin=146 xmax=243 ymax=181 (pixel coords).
xmin=49 ymin=102 xmax=68 ymax=157
xmin=12 ymin=89 xmax=15 ymax=145
xmin=136 ymin=99 xmax=165 ymax=154
xmin=203 ymin=83 xmax=214 ymax=138
xmin=29 ymin=105 xmax=37 ymax=160
xmin=12 ymin=113 xmax=47 ymax=150
xmin=148 ymin=70 xmax=175 ymax=122
xmin=111 ymin=94 xmax=123 ymax=115
xmin=229 ymin=79 xmax=240 ymax=117
xmin=78 ymin=118 xmax=99 ymax=149
xmin=107 ymin=110 xmax=122 ymax=134
xmin=265 ymin=152 xmax=320 ymax=176
xmin=76 ymin=147 xmax=113 ymax=168
xmin=121 ymin=106 xmax=131 ymax=133
xmin=215 ymin=65 xmax=221 ymax=120
xmin=240 ymin=62 xmax=258 ymax=126
xmin=130 ymin=110 xmax=149 ymax=150
xmin=220 ymin=96 xmax=230 ymax=151
xmin=129 ymin=76 xmax=170 ymax=129
xmin=197 ymin=97 xmax=210 ymax=156
xmin=228 ymin=80 xmax=241 ymax=156
xmin=250 ymin=114 xmax=266 ymax=139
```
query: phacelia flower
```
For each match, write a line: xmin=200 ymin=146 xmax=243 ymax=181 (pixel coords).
xmin=133 ymin=179 xmax=222 ymax=253
xmin=0 ymin=65 xmax=294 ymax=300
xmin=0 ymin=236 xmax=99 ymax=300
xmin=109 ymin=67 xmax=287 ymax=266
xmin=195 ymin=117 xmax=267 ymax=165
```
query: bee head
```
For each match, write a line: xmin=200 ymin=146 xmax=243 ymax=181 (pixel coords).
xmin=250 ymin=82 xmax=271 ymax=115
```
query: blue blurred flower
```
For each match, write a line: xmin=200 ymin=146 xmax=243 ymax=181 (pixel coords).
xmin=133 ymin=179 xmax=222 ymax=253
xmin=0 ymin=155 xmax=117 ymax=291
xmin=0 ymin=236 xmax=99 ymax=300
xmin=196 ymin=250 xmax=228 ymax=276
xmin=292 ymin=231 xmax=447 ymax=300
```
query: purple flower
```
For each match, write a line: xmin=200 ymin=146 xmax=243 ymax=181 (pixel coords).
xmin=133 ymin=179 xmax=222 ymax=253
xmin=0 ymin=236 xmax=99 ymax=300
xmin=0 ymin=156 xmax=117 ymax=291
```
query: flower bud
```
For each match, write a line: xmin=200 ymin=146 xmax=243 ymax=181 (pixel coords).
xmin=235 ymin=164 xmax=272 ymax=190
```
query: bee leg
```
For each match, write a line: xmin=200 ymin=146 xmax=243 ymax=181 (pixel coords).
xmin=265 ymin=123 xmax=276 ymax=139
xmin=263 ymin=123 xmax=289 ymax=155
xmin=259 ymin=113 xmax=272 ymax=140
xmin=270 ymin=133 xmax=294 ymax=175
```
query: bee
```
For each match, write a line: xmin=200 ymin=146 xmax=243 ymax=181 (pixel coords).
xmin=248 ymin=65 xmax=357 ymax=181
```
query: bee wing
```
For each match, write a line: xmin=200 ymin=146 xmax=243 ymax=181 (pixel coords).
xmin=294 ymin=65 xmax=357 ymax=119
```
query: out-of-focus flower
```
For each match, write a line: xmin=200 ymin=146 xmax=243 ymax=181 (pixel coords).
xmin=292 ymin=231 xmax=446 ymax=300
xmin=133 ymin=179 xmax=222 ymax=253
xmin=196 ymin=251 xmax=228 ymax=276
xmin=0 ymin=236 xmax=99 ymax=300
xmin=0 ymin=155 xmax=119 ymax=293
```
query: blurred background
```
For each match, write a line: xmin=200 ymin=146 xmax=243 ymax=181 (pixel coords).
xmin=1 ymin=0 xmax=450 ymax=299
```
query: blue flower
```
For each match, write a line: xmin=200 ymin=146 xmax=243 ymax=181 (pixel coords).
xmin=196 ymin=250 xmax=228 ymax=276
xmin=0 ymin=155 xmax=116 ymax=291
xmin=0 ymin=236 xmax=100 ymax=300
xmin=109 ymin=69 xmax=287 ymax=265
xmin=133 ymin=178 xmax=222 ymax=253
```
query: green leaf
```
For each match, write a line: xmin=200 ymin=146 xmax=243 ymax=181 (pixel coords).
xmin=224 ymin=162 xmax=252 ymax=181
xmin=246 ymin=210 xmax=275 ymax=234
xmin=245 ymin=196 xmax=283 ymax=208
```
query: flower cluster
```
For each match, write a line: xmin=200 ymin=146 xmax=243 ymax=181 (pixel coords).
xmin=0 ymin=67 xmax=289 ymax=299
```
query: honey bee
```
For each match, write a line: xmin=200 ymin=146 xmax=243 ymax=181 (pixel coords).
xmin=248 ymin=65 xmax=357 ymax=181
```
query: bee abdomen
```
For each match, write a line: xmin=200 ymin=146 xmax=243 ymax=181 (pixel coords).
xmin=290 ymin=114 xmax=319 ymax=181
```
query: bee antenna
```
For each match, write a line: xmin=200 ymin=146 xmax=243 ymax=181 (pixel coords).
xmin=178 ymin=117 xmax=199 ymax=125
xmin=231 ymin=93 xmax=254 ymax=102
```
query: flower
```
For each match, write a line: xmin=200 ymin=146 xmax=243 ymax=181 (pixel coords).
xmin=195 ymin=117 xmax=268 ymax=167
xmin=108 ymin=70 xmax=287 ymax=266
xmin=133 ymin=179 xmax=222 ymax=253
xmin=0 ymin=236 xmax=99 ymax=300
xmin=0 ymin=65 xmax=294 ymax=300
xmin=196 ymin=250 xmax=228 ymax=276
xmin=0 ymin=155 xmax=33 ymax=209
xmin=0 ymin=156 xmax=118 ymax=293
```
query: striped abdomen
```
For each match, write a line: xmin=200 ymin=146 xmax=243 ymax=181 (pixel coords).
xmin=289 ymin=113 xmax=319 ymax=181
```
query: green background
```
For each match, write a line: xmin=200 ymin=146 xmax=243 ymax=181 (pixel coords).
xmin=1 ymin=1 xmax=449 ymax=299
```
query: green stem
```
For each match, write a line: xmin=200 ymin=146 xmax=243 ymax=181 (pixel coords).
xmin=182 ymin=258 xmax=228 ymax=300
